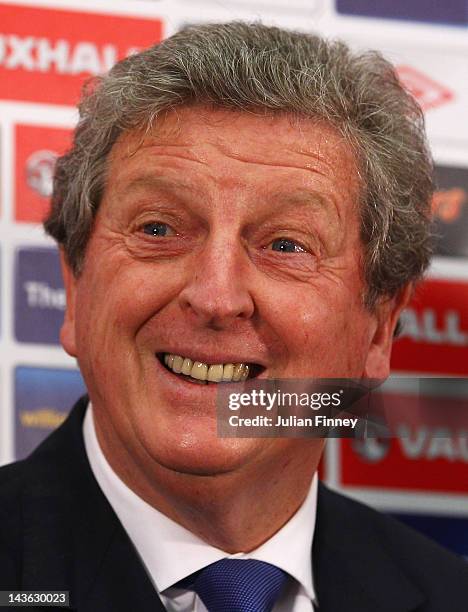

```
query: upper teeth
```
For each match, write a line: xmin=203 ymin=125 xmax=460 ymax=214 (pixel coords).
xmin=164 ymin=353 xmax=250 ymax=383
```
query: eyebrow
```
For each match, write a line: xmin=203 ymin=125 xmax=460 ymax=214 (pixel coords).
xmin=115 ymin=174 xmax=342 ymax=229
xmin=268 ymin=188 xmax=341 ymax=226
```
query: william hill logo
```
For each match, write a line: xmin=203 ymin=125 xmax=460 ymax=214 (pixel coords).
xmin=20 ymin=408 xmax=67 ymax=429
xmin=432 ymin=186 xmax=467 ymax=223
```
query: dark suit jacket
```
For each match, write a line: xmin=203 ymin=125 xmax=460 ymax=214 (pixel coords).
xmin=1 ymin=395 xmax=467 ymax=611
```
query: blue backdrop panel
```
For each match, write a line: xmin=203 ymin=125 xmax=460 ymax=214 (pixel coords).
xmin=336 ymin=0 xmax=468 ymax=26
xmin=14 ymin=247 xmax=65 ymax=345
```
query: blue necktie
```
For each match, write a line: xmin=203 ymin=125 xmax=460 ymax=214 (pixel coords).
xmin=187 ymin=558 xmax=288 ymax=612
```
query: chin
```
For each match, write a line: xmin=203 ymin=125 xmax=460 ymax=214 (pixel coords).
xmin=139 ymin=423 xmax=265 ymax=477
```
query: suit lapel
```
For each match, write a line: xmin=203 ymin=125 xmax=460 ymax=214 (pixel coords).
xmin=21 ymin=397 xmax=166 ymax=612
xmin=313 ymin=483 xmax=424 ymax=612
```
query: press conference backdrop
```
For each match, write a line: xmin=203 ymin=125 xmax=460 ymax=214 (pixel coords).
xmin=0 ymin=0 xmax=467 ymax=559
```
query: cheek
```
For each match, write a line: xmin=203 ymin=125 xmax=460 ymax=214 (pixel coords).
xmin=76 ymin=260 xmax=182 ymax=344
xmin=270 ymin=289 xmax=372 ymax=376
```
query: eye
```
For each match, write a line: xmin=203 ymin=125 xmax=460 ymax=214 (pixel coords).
xmin=269 ymin=238 xmax=306 ymax=253
xmin=142 ymin=222 xmax=175 ymax=237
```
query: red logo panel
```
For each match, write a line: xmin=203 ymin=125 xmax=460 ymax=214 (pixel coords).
xmin=15 ymin=124 xmax=72 ymax=223
xmin=0 ymin=3 xmax=163 ymax=105
xmin=391 ymin=279 xmax=468 ymax=375
xmin=341 ymin=390 xmax=468 ymax=493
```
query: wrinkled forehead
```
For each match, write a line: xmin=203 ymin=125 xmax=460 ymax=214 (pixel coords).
xmin=110 ymin=105 xmax=360 ymax=180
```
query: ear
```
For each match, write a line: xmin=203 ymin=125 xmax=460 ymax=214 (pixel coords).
xmin=59 ymin=249 xmax=78 ymax=357
xmin=363 ymin=284 xmax=413 ymax=380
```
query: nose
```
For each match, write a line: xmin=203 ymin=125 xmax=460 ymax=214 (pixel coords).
xmin=178 ymin=236 xmax=255 ymax=329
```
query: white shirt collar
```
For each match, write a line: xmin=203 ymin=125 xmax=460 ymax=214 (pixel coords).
xmin=83 ymin=403 xmax=317 ymax=602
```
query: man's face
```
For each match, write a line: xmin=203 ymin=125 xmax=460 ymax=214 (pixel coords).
xmin=61 ymin=107 xmax=400 ymax=476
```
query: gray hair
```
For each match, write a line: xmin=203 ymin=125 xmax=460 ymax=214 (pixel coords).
xmin=44 ymin=21 xmax=433 ymax=307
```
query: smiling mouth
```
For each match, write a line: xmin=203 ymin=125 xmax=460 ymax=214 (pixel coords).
xmin=157 ymin=353 xmax=264 ymax=385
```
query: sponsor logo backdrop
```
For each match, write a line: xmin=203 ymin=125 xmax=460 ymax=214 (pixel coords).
xmin=0 ymin=0 xmax=467 ymax=559
xmin=14 ymin=365 xmax=85 ymax=459
xmin=0 ymin=3 xmax=164 ymax=105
